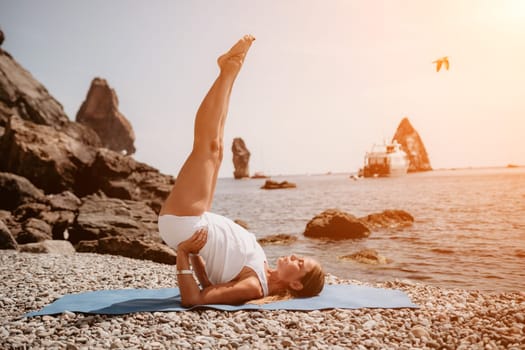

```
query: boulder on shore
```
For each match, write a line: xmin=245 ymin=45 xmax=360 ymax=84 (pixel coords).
xmin=232 ymin=137 xmax=250 ymax=179
xmin=304 ymin=209 xmax=370 ymax=240
xmin=76 ymin=148 xmax=174 ymax=213
xmin=0 ymin=210 xmax=21 ymax=242
xmin=18 ymin=240 xmax=75 ymax=254
xmin=0 ymin=116 xmax=173 ymax=212
xmin=76 ymin=236 xmax=177 ymax=265
xmin=68 ymin=194 xmax=160 ymax=245
xmin=0 ymin=116 xmax=97 ymax=194
xmin=5 ymin=188 xmax=79 ymax=241
xmin=17 ymin=218 xmax=53 ymax=244
xmin=0 ymin=172 xmax=47 ymax=211
xmin=0 ymin=220 xmax=17 ymax=250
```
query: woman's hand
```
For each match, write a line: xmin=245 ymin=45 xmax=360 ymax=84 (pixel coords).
xmin=177 ymin=227 xmax=208 ymax=255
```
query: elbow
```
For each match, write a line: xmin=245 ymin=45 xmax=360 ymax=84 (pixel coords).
xmin=181 ymin=296 xmax=202 ymax=308
xmin=180 ymin=300 xmax=193 ymax=308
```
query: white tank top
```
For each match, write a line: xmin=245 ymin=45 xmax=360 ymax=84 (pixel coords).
xmin=200 ymin=212 xmax=269 ymax=296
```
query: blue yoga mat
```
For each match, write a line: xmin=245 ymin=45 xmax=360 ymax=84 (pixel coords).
xmin=24 ymin=284 xmax=417 ymax=317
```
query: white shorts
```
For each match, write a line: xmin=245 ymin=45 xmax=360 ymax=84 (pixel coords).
xmin=158 ymin=214 xmax=208 ymax=249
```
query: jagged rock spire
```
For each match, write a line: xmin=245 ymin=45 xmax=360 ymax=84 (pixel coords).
xmin=392 ymin=117 xmax=432 ymax=172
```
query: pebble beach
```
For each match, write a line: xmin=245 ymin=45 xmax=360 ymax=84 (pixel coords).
xmin=1 ymin=251 xmax=524 ymax=350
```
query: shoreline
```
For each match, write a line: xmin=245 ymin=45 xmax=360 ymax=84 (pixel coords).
xmin=1 ymin=251 xmax=523 ymax=349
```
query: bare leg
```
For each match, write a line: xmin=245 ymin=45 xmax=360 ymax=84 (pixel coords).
xmin=160 ymin=35 xmax=255 ymax=216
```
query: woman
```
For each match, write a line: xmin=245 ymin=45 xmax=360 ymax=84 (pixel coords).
xmin=158 ymin=35 xmax=324 ymax=307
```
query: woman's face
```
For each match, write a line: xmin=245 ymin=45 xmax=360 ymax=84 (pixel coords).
xmin=276 ymin=254 xmax=316 ymax=286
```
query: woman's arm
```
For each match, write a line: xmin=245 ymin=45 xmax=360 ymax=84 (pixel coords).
xmin=176 ymin=247 xmax=205 ymax=306
xmin=190 ymin=255 xmax=211 ymax=288
xmin=177 ymin=229 xmax=263 ymax=307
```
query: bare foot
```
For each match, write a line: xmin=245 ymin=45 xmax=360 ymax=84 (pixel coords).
xmin=218 ymin=35 xmax=255 ymax=75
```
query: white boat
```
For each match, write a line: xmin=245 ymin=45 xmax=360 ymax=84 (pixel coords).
xmin=361 ymin=140 xmax=409 ymax=177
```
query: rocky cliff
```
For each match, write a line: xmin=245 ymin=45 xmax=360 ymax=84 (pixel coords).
xmin=232 ymin=137 xmax=250 ymax=179
xmin=392 ymin=117 xmax=432 ymax=172
xmin=0 ymin=44 xmax=70 ymax=128
xmin=0 ymin=36 xmax=175 ymax=264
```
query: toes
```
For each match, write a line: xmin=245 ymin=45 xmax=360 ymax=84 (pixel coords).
xmin=217 ymin=35 xmax=255 ymax=71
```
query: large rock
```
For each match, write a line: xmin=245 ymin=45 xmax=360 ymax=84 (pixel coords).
xmin=60 ymin=121 xmax=103 ymax=148
xmin=77 ymin=148 xmax=175 ymax=212
xmin=17 ymin=218 xmax=53 ymax=244
xmin=13 ymin=202 xmax=50 ymax=222
xmin=258 ymin=233 xmax=298 ymax=246
xmin=19 ymin=240 xmax=75 ymax=255
xmin=0 ymin=116 xmax=172 ymax=211
xmin=338 ymin=249 xmax=389 ymax=265
xmin=47 ymin=191 xmax=82 ymax=212
xmin=76 ymin=78 xmax=136 ymax=155
xmin=39 ymin=210 xmax=76 ymax=240
xmin=359 ymin=209 xmax=414 ymax=229
xmin=76 ymin=236 xmax=177 ymax=265
xmin=18 ymin=240 xmax=75 ymax=254
xmin=304 ymin=209 xmax=371 ymax=240
xmin=0 ymin=116 xmax=97 ymax=193
xmin=392 ymin=117 xmax=432 ymax=172
xmin=0 ymin=220 xmax=17 ymax=250
xmin=0 ymin=47 xmax=69 ymax=127
xmin=261 ymin=180 xmax=297 ymax=190
xmin=232 ymin=137 xmax=250 ymax=179
xmin=0 ymin=210 xmax=21 ymax=240
xmin=68 ymin=194 xmax=160 ymax=245
xmin=0 ymin=172 xmax=46 ymax=210
xmin=10 ymin=191 xmax=79 ymax=240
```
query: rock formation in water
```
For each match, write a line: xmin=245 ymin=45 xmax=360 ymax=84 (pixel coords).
xmin=257 ymin=233 xmax=298 ymax=246
xmin=260 ymin=180 xmax=297 ymax=190
xmin=358 ymin=209 xmax=414 ymax=230
xmin=76 ymin=78 xmax=136 ymax=155
xmin=392 ymin=117 xmax=432 ymax=172
xmin=232 ymin=137 xmax=250 ymax=179
xmin=304 ymin=209 xmax=371 ymax=240
xmin=338 ymin=248 xmax=389 ymax=265
xmin=0 ymin=44 xmax=176 ymax=263
xmin=304 ymin=208 xmax=415 ymax=240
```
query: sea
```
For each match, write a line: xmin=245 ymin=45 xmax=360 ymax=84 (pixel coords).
xmin=212 ymin=167 xmax=525 ymax=293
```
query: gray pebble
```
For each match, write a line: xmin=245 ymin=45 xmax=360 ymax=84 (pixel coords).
xmin=2 ymin=251 xmax=524 ymax=350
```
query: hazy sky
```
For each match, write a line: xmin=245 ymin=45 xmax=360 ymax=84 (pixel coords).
xmin=1 ymin=0 xmax=524 ymax=177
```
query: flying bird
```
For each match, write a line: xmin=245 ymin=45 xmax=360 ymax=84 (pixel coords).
xmin=432 ymin=56 xmax=449 ymax=72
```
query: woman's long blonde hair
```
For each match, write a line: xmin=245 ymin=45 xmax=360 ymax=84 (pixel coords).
xmin=249 ymin=264 xmax=325 ymax=304
xmin=289 ymin=263 xmax=325 ymax=298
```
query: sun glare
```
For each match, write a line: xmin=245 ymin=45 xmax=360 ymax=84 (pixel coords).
xmin=476 ymin=0 xmax=525 ymax=26
xmin=501 ymin=0 xmax=525 ymax=21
